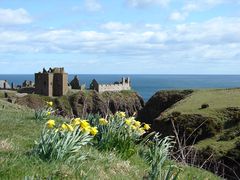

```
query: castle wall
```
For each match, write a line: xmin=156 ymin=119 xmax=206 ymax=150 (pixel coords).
xmin=53 ymin=73 xmax=68 ymax=96
xmin=98 ymin=83 xmax=131 ymax=93
xmin=35 ymin=73 xmax=53 ymax=96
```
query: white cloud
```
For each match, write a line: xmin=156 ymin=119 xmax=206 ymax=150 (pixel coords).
xmin=145 ymin=24 xmax=161 ymax=30
xmin=0 ymin=8 xmax=32 ymax=25
xmin=84 ymin=0 xmax=102 ymax=12
xmin=169 ymin=11 xmax=187 ymax=21
xmin=0 ymin=17 xmax=240 ymax=64
xmin=101 ymin=22 xmax=132 ymax=31
xmin=126 ymin=0 xmax=171 ymax=8
xmin=170 ymin=0 xmax=240 ymax=22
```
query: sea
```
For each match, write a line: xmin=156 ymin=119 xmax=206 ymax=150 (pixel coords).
xmin=1 ymin=74 xmax=240 ymax=102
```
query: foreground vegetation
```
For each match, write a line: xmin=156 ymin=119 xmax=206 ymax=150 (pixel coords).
xmin=0 ymin=98 xmax=219 ymax=179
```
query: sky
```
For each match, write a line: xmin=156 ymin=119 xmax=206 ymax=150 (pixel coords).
xmin=0 ymin=0 xmax=240 ymax=74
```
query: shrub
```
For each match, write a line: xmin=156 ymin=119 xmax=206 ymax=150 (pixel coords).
xmin=171 ymin=111 xmax=181 ymax=117
xmin=155 ymin=114 xmax=222 ymax=144
xmin=201 ymin=103 xmax=209 ymax=109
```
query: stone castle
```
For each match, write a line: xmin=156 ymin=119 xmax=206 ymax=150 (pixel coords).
xmin=90 ymin=77 xmax=131 ymax=93
xmin=35 ymin=67 xmax=68 ymax=96
xmin=30 ymin=67 xmax=131 ymax=96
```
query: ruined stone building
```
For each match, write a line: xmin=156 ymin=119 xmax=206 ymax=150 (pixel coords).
xmin=90 ymin=77 xmax=131 ymax=93
xmin=22 ymin=80 xmax=34 ymax=88
xmin=0 ymin=80 xmax=11 ymax=89
xmin=35 ymin=67 xmax=68 ymax=96
xmin=70 ymin=75 xmax=80 ymax=89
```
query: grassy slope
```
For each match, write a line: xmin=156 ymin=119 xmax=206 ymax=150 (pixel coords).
xmin=162 ymin=88 xmax=240 ymax=152
xmin=0 ymin=98 xmax=219 ymax=179
xmin=164 ymin=88 xmax=240 ymax=119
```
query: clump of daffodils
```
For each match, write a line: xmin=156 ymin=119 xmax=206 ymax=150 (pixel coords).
xmin=86 ymin=111 xmax=151 ymax=159
xmin=124 ymin=117 xmax=151 ymax=136
xmin=35 ymin=101 xmax=55 ymax=121
xmin=45 ymin=117 xmax=99 ymax=137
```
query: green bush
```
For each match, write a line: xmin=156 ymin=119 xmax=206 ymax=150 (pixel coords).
xmin=155 ymin=114 xmax=222 ymax=144
xmin=201 ymin=103 xmax=209 ymax=109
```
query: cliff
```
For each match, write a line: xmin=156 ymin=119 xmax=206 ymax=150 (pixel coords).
xmin=137 ymin=88 xmax=240 ymax=179
xmin=15 ymin=90 xmax=144 ymax=117
xmin=137 ymin=89 xmax=193 ymax=124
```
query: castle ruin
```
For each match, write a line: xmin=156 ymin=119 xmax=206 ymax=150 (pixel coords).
xmin=35 ymin=67 xmax=68 ymax=96
xmin=90 ymin=77 xmax=131 ymax=93
xmin=0 ymin=80 xmax=11 ymax=89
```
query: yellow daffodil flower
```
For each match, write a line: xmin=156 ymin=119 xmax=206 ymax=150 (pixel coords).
xmin=134 ymin=120 xmax=141 ymax=128
xmin=61 ymin=123 xmax=68 ymax=131
xmin=72 ymin=118 xmax=81 ymax=126
xmin=81 ymin=126 xmax=91 ymax=134
xmin=99 ymin=118 xmax=108 ymax=125
xmin=131 ymin=125 xmax=137 ymax=130
xmin=116 ymin=111 xmax=126 ymax=118
xmin=47 ymin=111 xmax=51 ymax=116
xmin=80 ymin=120 xmax=90 ymax=129
xmin=47 ymin=101 xmax=53 ymax=107
xmin=90 ymin=127 xmax=98 ymax=136
xmin=143 ymin=123 xmax=151 ymax=131
xmin=66 ymin=124 xmax=74 ymax=132
xmin=138 ymin=127 xmax=145 ymax=135
xmin=46 ymin=119 xmax=55 ymax=128
xmin=125 ymin=119 xmax=132 ymax=126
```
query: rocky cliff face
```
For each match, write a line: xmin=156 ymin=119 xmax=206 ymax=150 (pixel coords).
xmin=15 ymin=90 xmax=144 ymax=118
xmin=137 ymin=90 xmax=193 ymax=124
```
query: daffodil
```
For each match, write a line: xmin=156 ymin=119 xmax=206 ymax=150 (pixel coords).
xmin=46 ymin=111 xmax=51 ymax=116
xmin=125 ymin=119 xmax=132 ymax=126
xmin=131 ymin=125 xmax=137 ymax=130
xmin=61 ymin=123 xmax=68 ymax=131
xmin=66 ymin=124 xmax=74 ymax=132
xmin=46 ymin=119 xmax=55 ymax=128
xmin=143 ymin=123 xmax=151 ymax=131
xmin=72 ymin=118 xmax=81 ymax=126
xmin=134 ymin=120 xmax=141 ymax=128
xmin=138 ymin=127 xmax=145 ymax=135
xmin=80 ymin=120 xmax=90 ymax=129
xmin=81 ymin=126 xmax=91 ymax=134
xmin=99 ymin=118 xmax=108 ymax=125
xmin=47 ymin=101 xmax=53 ymax=107
xmin=116 ymin=111 xmax=126 ymax=118
xmin=90 ymin=127 xmax=98 ymax=136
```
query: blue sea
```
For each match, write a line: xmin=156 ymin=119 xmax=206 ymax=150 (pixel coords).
xmin=1 ymin=74 xmax=240 ymax=101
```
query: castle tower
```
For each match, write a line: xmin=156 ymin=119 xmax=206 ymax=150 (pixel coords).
xmin=35 ymin=67 xmax=68 ymax=96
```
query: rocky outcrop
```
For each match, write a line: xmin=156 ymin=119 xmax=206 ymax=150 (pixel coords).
xmin=15 ymin=90 xmax=144 ymax=118
xmin=137 ymin=89 xmax=193 ymax=124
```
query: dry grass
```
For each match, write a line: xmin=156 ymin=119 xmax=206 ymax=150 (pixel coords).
xmin=0 ymin=139 xmax=14 ymax=152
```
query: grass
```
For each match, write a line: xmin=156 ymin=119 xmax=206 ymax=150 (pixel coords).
xmin=0 ymin=99 xmax=220 ymax=179
xmin=164 ymin=88 xmax=240 ymax=121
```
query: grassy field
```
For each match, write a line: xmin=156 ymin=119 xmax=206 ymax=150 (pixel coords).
xmin=163 ymin=88 xmax=240 ymax=121
xmin=0 ymin=98 xmax=220 ymax=179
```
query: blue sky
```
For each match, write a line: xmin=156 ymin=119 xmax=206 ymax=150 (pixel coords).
xmin=0 ymin=0 xmax=240 ymax=74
